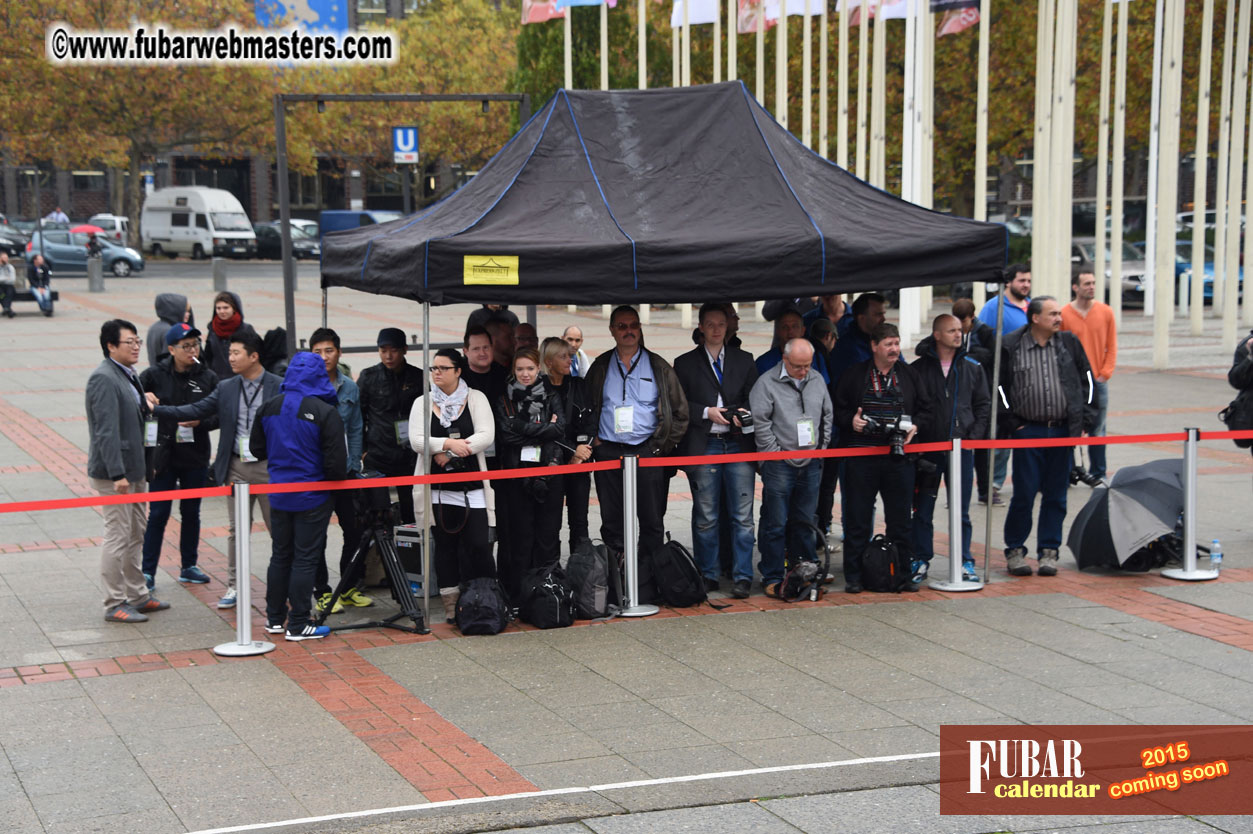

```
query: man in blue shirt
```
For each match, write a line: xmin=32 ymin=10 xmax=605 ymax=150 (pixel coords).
xmin=975 ymin=263 xmax=1032 ymax=505
xmin=585 ymin=306 xmax=689 ymax=604
xmin=309 ymin=328 xmax=372 ymax=614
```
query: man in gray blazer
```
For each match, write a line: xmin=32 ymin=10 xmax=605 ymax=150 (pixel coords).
xmin=87 ymin=320 xmax=171 ymax=622
xmin=150 ymin=329 xmax=282 ymax=608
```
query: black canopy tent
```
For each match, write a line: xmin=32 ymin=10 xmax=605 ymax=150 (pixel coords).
xmin=320 ymin=81 xmax=1006 ymax=304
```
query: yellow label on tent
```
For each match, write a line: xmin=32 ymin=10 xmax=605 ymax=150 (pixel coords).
xmin=463 ymin=255 xmax=519 ymax=285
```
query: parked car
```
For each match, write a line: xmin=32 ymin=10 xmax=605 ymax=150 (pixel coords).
xmin=1131 ymin=239 xmax=1244 ymax=303
xmin=1177 ymin=210 xmax=1243 ymax=233
xmin=289 ymin=218 xmax=319 ymax=239
xmin=253 ymin=222 xmax=321 ymax=260
xmin=1072 ymin=237 xmax=1147 ymax=306
xmin=318 ymin=209 xmax=404 ymax=239
xmin=0 ymin=215 xmax=27 ymax=257
xmin=87 ymin=213 xmax=130 ymax=244
xmin=25 ymin=230 xmax=145 ymax=277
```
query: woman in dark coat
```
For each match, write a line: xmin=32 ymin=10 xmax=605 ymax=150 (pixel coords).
xmin=541 ymin=337 xmax=596 ymax=552
xmin=203 ymin=291 xmax=248 ymax=378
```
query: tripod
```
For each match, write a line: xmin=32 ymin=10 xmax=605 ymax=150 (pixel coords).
xmin=320 ymin=503 xmax=429 ymax=635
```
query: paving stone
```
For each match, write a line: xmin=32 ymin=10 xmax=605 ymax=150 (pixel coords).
xmin=1014 ymin=819 xmax=1220 ymax=834
xmin=621 ymin=743 xmax=754 ymax=779
xmin=517 ymin=755 xmax=651 ymax=790
xmin=584 ymin=801 xmax=803 ymax=833
xmin=762 ymin=784 xmax=1003 ymax=834
xmin=490 ymin=825 xmax=594 ymax=834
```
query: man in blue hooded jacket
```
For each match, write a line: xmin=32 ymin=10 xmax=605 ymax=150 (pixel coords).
xmin=249 ymin=352 xmax=348 ymax=641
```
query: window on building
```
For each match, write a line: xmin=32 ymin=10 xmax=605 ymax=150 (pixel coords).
xmin=366 ymin=171 xmax=402 ymax=196
xmin=357 ymin=0 xmax=386 ymax=23
xmin=72 ymin=171 xmax=106 ymax=190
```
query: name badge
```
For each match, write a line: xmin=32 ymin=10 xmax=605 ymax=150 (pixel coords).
xmin=614 ymin=405 xmax=634 ymax=435
xmin=144 ymin=420 xmax=158 ymax=447
xmin=520 ymin=445 xmax=541 ymax=463
xmin=238 ymin=434 xmax=258 ymax=463
xmin=175 ymin=425 xmax=195 ymax=444
xmin=797 ymin=418 xmax=815 ymax=448
xmin=394 ymin=420 xmax=409 ymax=446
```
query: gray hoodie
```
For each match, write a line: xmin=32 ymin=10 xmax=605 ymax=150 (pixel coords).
xmin=748 ymin=362 xmax=834 ymax=468
xmin=147 ymin=293 xmax=191 ymax=367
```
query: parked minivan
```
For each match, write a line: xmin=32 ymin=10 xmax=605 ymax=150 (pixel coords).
xmin=88 ymin=213 xmax=130 ymax=244
xmin=141 ymin=187 xmax=257 ymax=259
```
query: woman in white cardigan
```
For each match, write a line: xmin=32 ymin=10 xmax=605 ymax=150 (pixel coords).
xmin=408 ymin=348 xmax=497 ymax=619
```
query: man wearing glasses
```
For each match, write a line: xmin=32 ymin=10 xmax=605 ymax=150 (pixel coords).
xmin=584 ymin=306 xmax=688 ymax=604
xmin=138 ymin=323 xmax=219 ymax=591
xmin=88 ymin=320 xmax=170 ymax=623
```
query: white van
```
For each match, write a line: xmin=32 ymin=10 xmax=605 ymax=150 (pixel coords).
xmin=141 ymin=187 xmax=257 ymax=259
xmin=88 ymin=213 xmax=129 ymax=244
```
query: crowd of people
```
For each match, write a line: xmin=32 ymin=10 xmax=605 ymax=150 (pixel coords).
xmin=85 ymin=266 xmax=1118 ymax=637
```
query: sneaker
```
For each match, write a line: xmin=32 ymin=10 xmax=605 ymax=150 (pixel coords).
xmin=136 ymin=597 xmax=170 ymax=613
xmin=339 ymin=587 xmax=374 ymax=608
xmin=962 ymin=561 xmax=979 ymax=582
xmin=217 ymin=587 xmax=237 ymax=609
xmin=179 ymin=566 xmax=211 ymax=584
xmin=143 ymin=572 xmax=154 ymax=591
xmin=990 ymin=488 xmax=1005 ymax=506
xmin=315 ymin=592 xmax=344 ymax=615
xmin=731 ymin=579 xmax=752 ymax=599
xmin=910 ymin=560 xmax=929 ymax=584
xmin=977 ymin=493 xmax=988 ymax=505
xmin=264 ymin=622 xmax=285 ymax=634
xmin=285 ymin=624 xmax=331 ymax=641
xmin=1005 ymin=547 xmax=1032 ymax=576
xmin=1037 ymin=549 xmax=1060 ymax=576
xmin=104 ymin=603 xmax=148 ymax=623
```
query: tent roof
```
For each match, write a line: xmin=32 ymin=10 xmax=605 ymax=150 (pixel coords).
xmin=320 ymin=81 xmax=1006 ymax=306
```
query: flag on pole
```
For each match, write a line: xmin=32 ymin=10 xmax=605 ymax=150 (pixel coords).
xmin=842 ymin=1 xmax=913 ymax=26
xmin=672 ymin=0 xmax=720 ymax=26
xmin=554 ymin=0 xmax=618 ymax=8
xmin=937 ymin=6 xmax=978 ymax=36
xmin=522 ymin=0 xmax=565 ymax=23
xmin=931 ymin=0 xmax=978 ymax=10
xmin=738 ymin=0 xmax=776 ymax=33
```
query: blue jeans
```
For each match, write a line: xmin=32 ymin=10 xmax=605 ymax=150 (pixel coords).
xmin=758 ymin=460 xmax=821 ymax=586
xmin=912 ymin=450 xmax=974 ymax=564
xmin=1087 ymin=380 xmax=1109 ymax=479
xmin=1003 ymin=424 xmax=1072 ymax=553
xmin=141 ymin=465 xmax=208 ymax=575
xmin=686 ymin=436 xmax=756 ymax=582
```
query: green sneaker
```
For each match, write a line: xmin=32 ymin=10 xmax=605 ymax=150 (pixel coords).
xmin=339 ymin=587 xmax=374 ymax=608
xmin=315 ymin=592 xmax=344 ymax=615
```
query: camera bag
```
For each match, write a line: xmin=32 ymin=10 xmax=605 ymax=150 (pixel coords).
xmin=455 ymin=577 xmax=511 ymax=635
xmin=565 ymin=538 xmax=622 ymax=619
xmin=1219 ymin=390 xmax=1253 ymax=449
xmin=861 ymin=534 xmax=909 ymax=593
xmin=650 ymin=534 xmax=708 ymax=607
xmin=517 ymin=563 xmax=576 ymax=629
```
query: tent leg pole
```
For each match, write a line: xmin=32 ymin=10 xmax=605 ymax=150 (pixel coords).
xmin=983 ymin=290 xmax=1005 ymax=584
xmin=526 ymin=305 xmax=537 ymax=328
xmin=421 ymin=302 xmax=432 ymax=618
xmin=321 ymin=288 xmax=327 ymax=329
xmin=1163 ymin=427 xmax=1217 ymax=581
xmin=620 ymin=455 xmax=657 ymax=617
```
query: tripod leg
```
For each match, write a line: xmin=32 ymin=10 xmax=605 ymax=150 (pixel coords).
xmin=316 ymin=526 xmax=375 ymax=626
xmin=376 ymin=528 xmax=429 ymax=634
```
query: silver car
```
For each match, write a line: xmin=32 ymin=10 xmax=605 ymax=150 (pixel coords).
xmin=1072 ymin=237 xmax=1147 ymax=307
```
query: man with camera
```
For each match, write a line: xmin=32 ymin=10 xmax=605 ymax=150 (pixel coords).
xmin=749 ymin=339 xmax=833 ymax=598
xmin=909 ymin=314 xmax=990 ymax=584
xmin=997 ymin=296 xmax=1096 ymax=577
xmin=833 ymin=322 xmax=931 ymax=593
xmin=675 ymin=303 xmax=760 ymax=599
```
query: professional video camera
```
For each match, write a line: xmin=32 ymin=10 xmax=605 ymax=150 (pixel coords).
xmin=861 ymin=413 xmax=914 ymax=458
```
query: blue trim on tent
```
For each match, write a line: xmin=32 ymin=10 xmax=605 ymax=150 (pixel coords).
xmin=738 ymin=82 xmax=826 ymax=286
xmin=559 ymin=90 xmax=640 ymax=290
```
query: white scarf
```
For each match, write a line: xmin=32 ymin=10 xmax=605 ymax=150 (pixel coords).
xmin=431 ymin=378 xmax=470 ymax=428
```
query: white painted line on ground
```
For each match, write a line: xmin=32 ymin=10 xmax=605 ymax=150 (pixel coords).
xmin=186 ymin=751 xmax=940 ymax=834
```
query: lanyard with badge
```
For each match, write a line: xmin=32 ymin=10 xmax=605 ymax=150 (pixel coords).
xmin=614 ymin=350 xmax=643 ymax=435
xmin=237 ymin=379 xmax=262 ymax=462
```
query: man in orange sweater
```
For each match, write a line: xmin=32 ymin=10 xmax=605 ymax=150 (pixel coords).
xmin=1061 ymin=269 xmax=1116 ymax=485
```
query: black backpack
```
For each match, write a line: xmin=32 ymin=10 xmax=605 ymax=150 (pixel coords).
xmin=517 ymin=564 xmax=576 ymax=629
xmin=777 ymin=519 xmax=832 ymax=602
xmin=650 ymin=535 xmax=707 ymax=608
xmin=455 ymin=577 xmax=511 ymax=635
xmin=1219 ymin=389 xmax=1253 ymax=449
xmin=565 ymin=538 xmax=622 ymax=619
xmin=861 ymin=534 xmax=909 ymax=593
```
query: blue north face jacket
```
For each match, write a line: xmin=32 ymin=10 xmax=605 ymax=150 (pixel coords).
xmin=249 ymin=352 xmax=348 ymax=512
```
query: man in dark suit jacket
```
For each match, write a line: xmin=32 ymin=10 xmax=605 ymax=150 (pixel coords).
xmin=674 ymin=303 xmax=759 ymax=599
xmin=150 ymin=329 xmax=283 ymax=608
xmin=88 ymin=319 xmax=170 ymax=622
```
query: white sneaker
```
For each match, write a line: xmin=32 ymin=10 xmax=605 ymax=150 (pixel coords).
xmin=217 ymin=587 xmax=237 ymax=608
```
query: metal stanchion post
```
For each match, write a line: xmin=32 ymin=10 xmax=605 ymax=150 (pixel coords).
xmin=213 ymin=482 xmax=277 ymax=656
xmin=931 ymin=438 xmax=983 ymax=592
xmin=1163 ymin=427 xmax=1218 ymax=581
xmin=620 ymin=455 xmax=658 ymax=617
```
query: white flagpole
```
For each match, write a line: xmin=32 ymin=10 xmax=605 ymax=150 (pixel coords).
xmin=778 ymin=0 xmax=789 ymax=129
xmin=1221 ymin=0 xmax=1252 ymax=354
xmin=1246 ymin=70 xmax=1253 ymax=329
xmin=804 ymin=0 xmax=813 ymax=148
xmin=1214 ymin=0 xmax=1237 ymax=318
xmin=564 ymin=8 xmax=573 ymax=89
xmin=1031 ymin=0 xmax=1054 ymax=299
xmin=857 ymin=0 xmax=869 ymax=178
xmin=1050 ymin=0 xmax=1076 ymax=304
xmin=871 ymin=0 xmax=886 ymax=187
xmin=1191 ymin=0 xmax=1215 ymax=334
xmin=904 ymin=0 xmax=917 ymax=203
xmin=683 ymin=0 xmax=692 ymax=86
xmin=973 ymin=0 xmax=991 ymax=308
xmin=714 ymin=0 xmax=722 ymax=82
xmin=673 ymin=23 xmax=680 ymax=86
xmin=639 ymin=0 xmax=647 ymax=89
xmin=601 ymin=1 xmax=609 ymax=90
xmin=1094 ymin=0 xmax=1113 ymax=308
xmin=820 ymin=1 xmax=829 ymax=157
xmin=1153 ymin=0 xmax=1184 ymax=369
xmin=838 ymin=0 xmax=850 ymax=167
xmin=757 ymin=2 xmax=765 ymax=103
xmin=729 ymin=0 xmax=737 ymax=81
xmin=1110 ymin=0 xmax=1128 ymax=328
xmin=919 ymin=2 xmax=935 ymax=325
xmin=1144 ymin=0 xmax=1164 ymax=317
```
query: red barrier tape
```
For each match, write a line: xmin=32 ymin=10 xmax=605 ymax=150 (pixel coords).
xmin=641 ymin=441 xmax=953 ymax=468
xmin=250 ymin=459 xmax=622 ymax=496
xmin=0 ymin=485 xmax=231 ymax=516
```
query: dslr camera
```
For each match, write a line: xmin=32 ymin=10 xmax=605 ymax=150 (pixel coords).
xmin=731 ymin=407 xmax=754 ymax=435
xmin=860 ymin=413 xmax=914 ymax=458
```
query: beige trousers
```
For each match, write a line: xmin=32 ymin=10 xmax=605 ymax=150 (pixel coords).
xmin=91 ymin=477 xmax=149 ymax=611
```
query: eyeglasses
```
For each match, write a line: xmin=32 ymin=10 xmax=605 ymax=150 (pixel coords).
xmin=429 ymin=365 xmax=458 ymax=373
xmin=612 ymin=322 xmax=641 ymax=331
xmin=120 ymin=338 xmax=143 ymax=347
xmin=173 ymin=343 xmax=200 ymax=352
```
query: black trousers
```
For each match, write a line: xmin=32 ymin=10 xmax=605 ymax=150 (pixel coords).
xmin=266 ymin=499 xmax=334 ymax=631
xmin=593 ymin=441 xmax=665 ymax=603
xmin=816 ymin=447 xmax=841 ymax=534
xmin=564 ymin=470 xmax=591 ymax=548
xmin=840 ymin=455 xmax=915 ymax=586
xmin=431 ymin=501 xmax=495 ymax=592
xmin=500 ymin=475 xmax=564 ymax=595
xmin=314 ymin=488 xmax=365 ymax=597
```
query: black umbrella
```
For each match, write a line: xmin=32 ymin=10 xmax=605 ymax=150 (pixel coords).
xmin=1067 ymin=459 xmax=1183 ymax=568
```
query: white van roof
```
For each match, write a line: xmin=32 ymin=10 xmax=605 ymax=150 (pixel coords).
xmin=143 ymin=187 xmax=248 ymax=214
